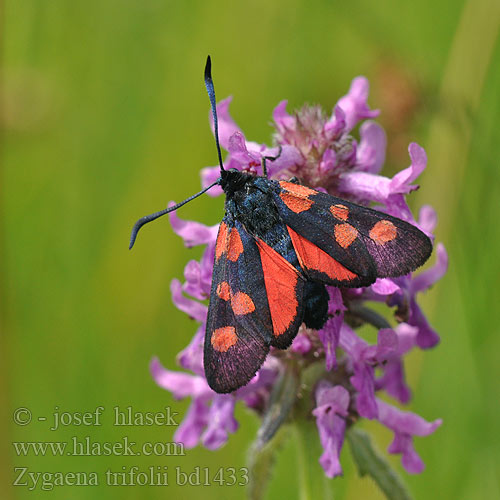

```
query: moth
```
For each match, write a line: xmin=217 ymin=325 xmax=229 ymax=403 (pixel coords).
xmin=130 ymin=56 xmax=432 ymax=393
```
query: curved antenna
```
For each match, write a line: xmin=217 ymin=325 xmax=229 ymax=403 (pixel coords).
xmin=204 ymin=56 xmax=225 ymax=173
xmin=129 ymin=180 xmax=220 ymax=249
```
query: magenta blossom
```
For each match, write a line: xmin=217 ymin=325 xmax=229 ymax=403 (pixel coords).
xmin=150 ymin=75 xmax=446 ymax=481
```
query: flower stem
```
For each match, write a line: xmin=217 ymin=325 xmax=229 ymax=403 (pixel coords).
xmin=294 ymin=418 xmax=333 ymax=500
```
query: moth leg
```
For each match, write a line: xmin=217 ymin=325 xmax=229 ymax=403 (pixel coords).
xmin=261 ymin=145 xmax=283 ymax=177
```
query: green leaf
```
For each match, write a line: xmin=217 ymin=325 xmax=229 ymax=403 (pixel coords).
xmin=347 ymin=427 xmax=412 ymax=500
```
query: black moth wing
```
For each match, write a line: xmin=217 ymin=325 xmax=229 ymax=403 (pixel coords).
xmin=310 ymin=190 xmax=433 ymax=277
xmin=205 ymin=217 xmax=306 ymax=393
xmin=205 ymin=218 xmax=271 ymax=393
xmin=272 ymin=180 xmax=432 ymax=282
xmin=272 ymin=181 xmax=377 ymax=287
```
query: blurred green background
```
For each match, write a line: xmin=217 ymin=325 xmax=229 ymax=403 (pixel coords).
xmin=3 ymin=0 xmax=500 ymax=498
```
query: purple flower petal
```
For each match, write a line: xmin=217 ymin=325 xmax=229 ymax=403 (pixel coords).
xmin=394 ymin=323 xmax=419 ymax=355
xmin=324 ymin=106 xmax=346 ymax=141
xmin=168 ymin=208 xmax=219 ymax=247
xmin=319 ymin=148 xmax=337 ymax=176
xmin=266 ymin=145 xmax=302 ymax=177
xmin=176 ymin=324 xmax=205 ymax=376
xmin=376 ymin=359 xmax=411 ymax=404
xmin=374 ymin=328 xmax=399 ymax=361
xmin=356 ymin=121 xmax=387 ymax=174
xmin=328 ymin=286 xmax=347 ymax=314
xmin=227 ymin=132 xmax=261 ymax=168
xmin=319 ymin=315 xmax=343 ymax=371
xmin=339 ymin=142 xmax=427 ymax=209
xmin=209 ymin=96 xmax=242 ymax=150
xmin=418 ymin=205 xmax=437 ymax=234
xmin=313 ymin=382 xmax=350 ymax=478
xmin=376 ymin=398 xmax=442 ymax=439
xmin=291 ymin=333 xmax=312 ymax=354
xmin=336 ymin=77 xmax=379 ymax=132
xmin=200 ymin=166 xmax=223 ymax=197
xmin=273 ymin=100 xmax=296 ymax=135
xmin=170 ymin=279 xmax=208 ymax=322
xmin=409 ymin=298 xmax=440 ymax=349
xmin=376 ymin=398 xmax=442 ymax=474
xmin=384 ymin=195 xmax=416 ymax=223
xmin=388 ymin=432 xmax=425 ymax=474
xmin=150 ymin=357 xmax=210 ymax=399
xmin=338 ymin=170 xmax=391 ymax=204
xmin=314 ymin=381 xmax=350 ymax=415
xmin=411 ymin=243 xmax=448 ymax=293
xmin=389 ymin=143 xmax=426 ymax=194
xmin=371 ymin=278 xmax=400 ymax=295
xmin=174 ymin=397 xmax=210 ymax=448
xmin=340 ymin=325 xmax=400 ymax=419
xmin=182 ymin=260 xmax=208 ymax=300
xmin=202 ymin=395 xmax=239 ymax=450
xmin=338 ymin=323 xmax=365 ymax=357
xmin=199 ymin=241 xmax=215 ymax=287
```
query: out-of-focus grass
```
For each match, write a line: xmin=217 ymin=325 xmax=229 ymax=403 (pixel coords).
xmin=2 ymin=0 xmax=500 ymax=499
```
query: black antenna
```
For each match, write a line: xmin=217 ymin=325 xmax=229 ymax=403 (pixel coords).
xmin=129 ymin=180 xmax=220 ymax=249
xmin=204 ymin=55 xmax=225 ymax=173
xmin=129 ymin=56 xmax=225 ymax=250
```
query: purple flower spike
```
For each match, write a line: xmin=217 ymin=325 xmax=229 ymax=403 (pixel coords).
xmin=148 ymin=74 xmax=445 ymax=483
xmin=313 ymin=382 xmax=350 ymax=478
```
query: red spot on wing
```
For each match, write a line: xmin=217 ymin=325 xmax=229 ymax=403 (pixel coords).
xmin=334 ymin=223 xmax=358 ymax=248
xmin=227 ymin=228 xmax=244 ymax=262
xmin=216 ymin=281 xmax=231 ymax=301
xmin=216 ymin=281 xmax=255 ymax=316
xmin=370 ymin=220 xmax=397 ymax=244
xmin=215 ymin=222 xmax=228 ymax=261
xmin=256 ymin=239 xmax=299 ymax=337
xmin=279 ymin=181 xmax=317 ymax=197
xmin=287 ymin=226 xmax=357 ymax=282
xmin=330 ymin=204 xmax=349 ymax=221
xmin=280 ymin=192 xmax=314 ymax=213
xmin=211 ymin=327 xmax=238 ymax=352
xmin=231 ymin=292 xmax=255 ymax=315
